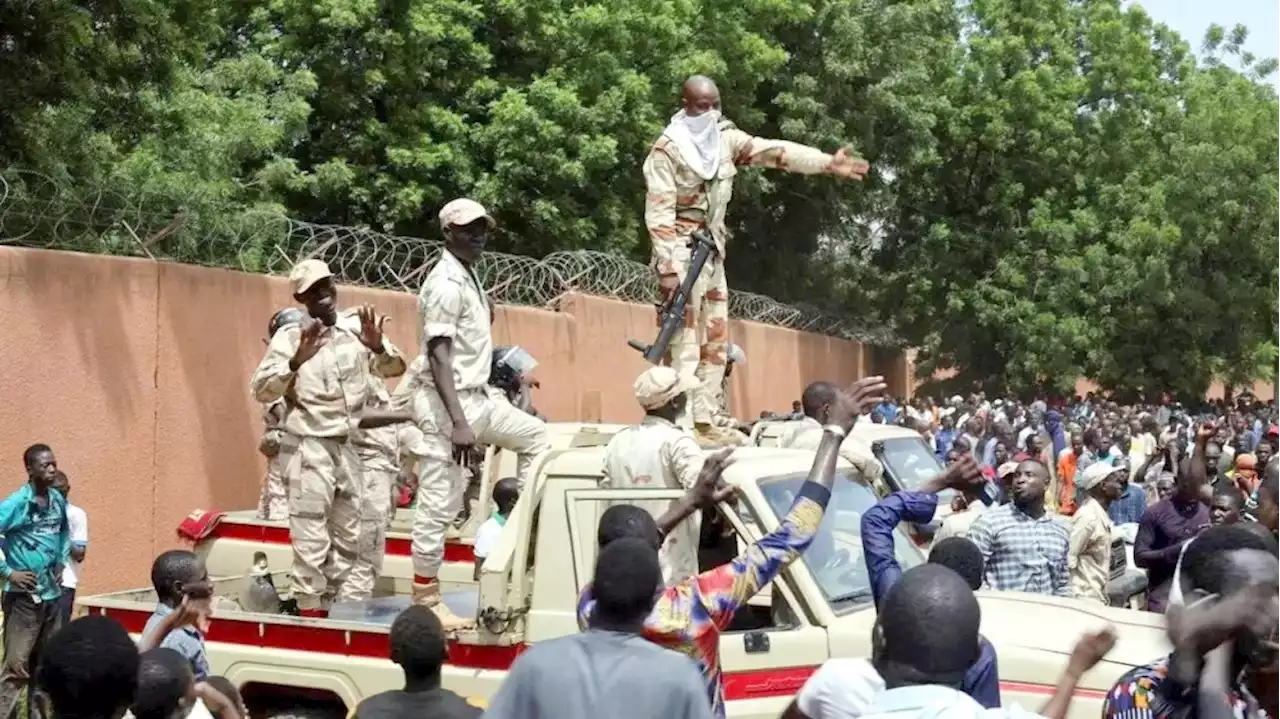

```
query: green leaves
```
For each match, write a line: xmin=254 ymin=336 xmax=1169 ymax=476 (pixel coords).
xmin=2 ymin=0 xmax=1274 ymax=396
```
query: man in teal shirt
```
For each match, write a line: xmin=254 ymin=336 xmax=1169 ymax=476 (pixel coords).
xmin=0 ymin=443 xmax=70 ymax=719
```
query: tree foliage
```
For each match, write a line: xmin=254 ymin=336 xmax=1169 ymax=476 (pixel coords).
xmin=1 ymin=0 xmax=1275 ymax=398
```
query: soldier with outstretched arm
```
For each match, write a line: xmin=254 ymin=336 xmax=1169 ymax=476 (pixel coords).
xmin=643 ymin=74 xmax=869 ymax=447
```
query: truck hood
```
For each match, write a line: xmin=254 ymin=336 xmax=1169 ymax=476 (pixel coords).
xmin=831 ymin=591 xmax=1169 ymax=668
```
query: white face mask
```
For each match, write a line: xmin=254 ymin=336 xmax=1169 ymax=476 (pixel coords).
xmin=666 ymin=109 xmax=722 ymax=180
xmin=682 ymin=109 xmax=720 ymax=134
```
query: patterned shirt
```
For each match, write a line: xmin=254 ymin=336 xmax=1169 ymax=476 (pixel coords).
xmin=967 ymin=503 xmax=1070 ymax=596
xmin=1103 ymin=656 xmax=1267 ymax=719
xmin=577 ymin=482 xmax=831 ymax=718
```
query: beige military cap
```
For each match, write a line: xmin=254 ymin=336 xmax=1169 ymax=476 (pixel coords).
xmin=439 ymin=198 xmax=496 ymax=230
xmin=634 ymin=366 xmax=697 ymax=410
xmin=289 ymin=259 xmax=333 ymax=295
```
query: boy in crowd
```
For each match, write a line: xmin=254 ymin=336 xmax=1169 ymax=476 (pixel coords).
xmin=472 ymin=478 xmax=519 ymax=580
xmin=352 ymin=606 xmax=480 ymax=719
xmin=52 ymin=471 xmax=88 ymax=623
xmin=142 ymin=551 xmax=213 ymax=681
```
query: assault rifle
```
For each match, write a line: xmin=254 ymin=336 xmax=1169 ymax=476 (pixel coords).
xmin=627 ymin=227 xmax=718 ymax=364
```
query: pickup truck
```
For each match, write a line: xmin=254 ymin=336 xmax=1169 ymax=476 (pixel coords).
xmin=195 ymin=422 xmax=628 ymax=583
xmin=80 ymin=445 xmax=1170 ymax=719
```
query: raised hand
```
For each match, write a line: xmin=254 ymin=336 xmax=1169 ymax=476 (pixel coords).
xmin=1066 ymin=625 xmax=1118 ymax=677
xmin=828 ymin=376 xmax=888 ymax=432
xmin=827 ymin=148 xmax=870 ymax=181
xmin=289 ymin=318 xmax=328 ymax=371
xmin=690 ymin=448 xmax=737 ymax=508
xmin=357 ymin=305 xmax=387 ymax=352
xmin=945 ymin=455 xmax=986 ymax=492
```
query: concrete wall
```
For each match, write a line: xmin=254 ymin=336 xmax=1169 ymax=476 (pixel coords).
xmin=0 ymin=247 xmax=895 ymax=593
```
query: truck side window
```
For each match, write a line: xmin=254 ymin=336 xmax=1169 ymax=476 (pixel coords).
xmin=697 ymin=505 xmax=800 ymax=635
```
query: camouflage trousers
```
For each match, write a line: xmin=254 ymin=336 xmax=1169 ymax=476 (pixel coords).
xmin=410 ymin=387 xmax=550 ymax=583
xmin=257 ymin=450 xmax=291 ymax=521
xmin=345 ymin=466 xmax=396 ymax=601
xmin=667 ymin=253 xmax=729 ymax=426
xmin=284 ymin=435 xmax=363 ymax=612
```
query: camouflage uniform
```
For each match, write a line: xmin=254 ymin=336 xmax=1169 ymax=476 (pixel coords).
xmin=345 ymin=377 xmax=405 ymax=601
xmin=643 ymin=120 xmax=841 ymax=444
xmin=412 ymin=205 xmax=550 ymax=628
xmin=251 ymin=304 xmax=406 ymax=613
xmin=601 ymin=368 xmax=705 ymax=584
xmin=256 ymin=399 xmax=291 ymax=520
xmin=707 ymin=363 xmax=749 ymax=445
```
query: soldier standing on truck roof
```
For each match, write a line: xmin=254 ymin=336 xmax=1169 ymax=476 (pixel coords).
xmin=410 ymin=198 xmax=550 ymax=628
xmin=257 ymin=307 xmax=307 ymax=521
xmin=601 ymin=366 xmax=705 ymax=584
xmin=250 ymin=259 xmax=407 ymax=617
xmin=643 ymin=74 xmax=869 ymax=448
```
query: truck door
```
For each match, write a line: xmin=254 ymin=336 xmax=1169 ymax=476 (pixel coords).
xmin=562 ymin=488 xmax=829 ymax=719
xmin=714 ymin=503 xmax=830 ymax=719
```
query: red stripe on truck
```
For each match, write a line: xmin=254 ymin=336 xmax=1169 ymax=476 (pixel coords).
xmin=208 ymin=521 xmax=475 ymax=563
xmin=95 ymin=606 xmax=1113 ymax=702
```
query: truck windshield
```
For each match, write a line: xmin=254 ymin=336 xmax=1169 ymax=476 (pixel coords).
xmin=877 ymin=437 xmax=945 ymax=492
xmin=756 ymin=472 xmax=925 ymax=613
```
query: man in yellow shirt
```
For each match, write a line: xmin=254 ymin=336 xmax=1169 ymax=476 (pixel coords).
xmin=1068 ymin=463 xmax=1125 ymax=603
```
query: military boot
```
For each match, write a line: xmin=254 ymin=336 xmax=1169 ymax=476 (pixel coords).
xmin=412 ymin=579 xmax=474 ymax=631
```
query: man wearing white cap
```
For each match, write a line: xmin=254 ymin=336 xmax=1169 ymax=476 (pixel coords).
xmin=410 ymin=198 xmax=549 ymax=627
xmin=1068 ymin=463 xmax=1123 ymax=604
xmin=250 ymin=259 xmax=407 ymax=616
xmin=601 ymin=366 xmax=705 ymax=583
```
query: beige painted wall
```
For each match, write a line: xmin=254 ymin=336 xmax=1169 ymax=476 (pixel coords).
xmin=0 ymin=247 xmax=895 ymax=593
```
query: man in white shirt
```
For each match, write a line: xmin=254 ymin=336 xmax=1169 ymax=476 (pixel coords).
xmin=783 ymin=565 xmax=1118 ymax=719
xmin=472 ymin=478 xmax=519 ymax=580
xmin=52 ymin=471 xmax=87 ymax=623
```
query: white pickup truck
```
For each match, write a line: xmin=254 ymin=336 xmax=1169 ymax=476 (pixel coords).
xmin=80 ymin=444 xmax=1169 ymax=719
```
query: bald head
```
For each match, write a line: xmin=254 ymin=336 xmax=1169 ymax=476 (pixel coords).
xmin=681 ymin=75 xmax=720 ymax=116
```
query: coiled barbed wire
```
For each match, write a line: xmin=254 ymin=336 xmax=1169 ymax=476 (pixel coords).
xmin=0 ymin=168 xmax=900 ymax=345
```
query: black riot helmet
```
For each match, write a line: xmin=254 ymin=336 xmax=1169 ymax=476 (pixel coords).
xmin=268 ymin=308 xmax=307 ymax=337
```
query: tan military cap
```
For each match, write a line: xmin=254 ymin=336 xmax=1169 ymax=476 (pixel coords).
xmin=438 ymin=198 xmax=496 ymax=230
xmin=289 ymin=259 xmax=333 ymax=295
xmin=634 ymin=366 xmax=697 ymax=410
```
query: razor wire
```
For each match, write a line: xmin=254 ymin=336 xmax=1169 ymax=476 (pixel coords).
xmin=0 ymin=168 xmax=900 ymax=344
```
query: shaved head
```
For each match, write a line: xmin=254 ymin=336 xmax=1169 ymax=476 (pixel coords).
xmin=681 ymin=75 xmax=721 ymax=116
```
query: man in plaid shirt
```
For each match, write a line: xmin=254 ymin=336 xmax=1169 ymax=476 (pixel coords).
xmin=967 ymin=459 xmax=1071 ymax=597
